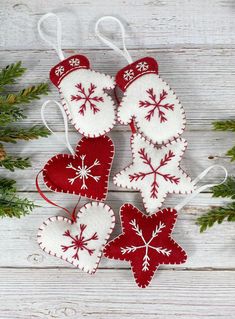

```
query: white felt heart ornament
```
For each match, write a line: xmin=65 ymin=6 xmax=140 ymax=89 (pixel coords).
xmin=37 ymin=202 xmax=115 ymax=274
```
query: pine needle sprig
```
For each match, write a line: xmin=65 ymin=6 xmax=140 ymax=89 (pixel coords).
xmin=196 ymin=202 xmax=235 ymax=232
xmin=213 ymin=120 xmax=235 ymax=132
xmin=0 ymin=126 xmax=50 ymax=143
xmin=212 ymin=176 xmax=235 ymax=199
xmin=226 ymin=146 xmax=235 ymax=162
xmin=0 ymin=105 xmax=25 ymax=126
xmin=0 ymin=62 xmax=26 ymax=91
xmin=0 ymin=194 xmax=35 ymax=218
xmin=0 ymin=156 xmax=31 ymax=171
xmin=3 ymin=83 xmax=49 ymax=106
xmin=0 ymin=178 xmax=16 ymax=194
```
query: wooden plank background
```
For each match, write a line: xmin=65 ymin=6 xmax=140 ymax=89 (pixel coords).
xmin=0 ymin=0 xmax=235 ymax=318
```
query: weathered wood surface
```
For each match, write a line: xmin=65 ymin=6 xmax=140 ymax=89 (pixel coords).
xmin=0 ymin=0 xmax=235 ymax=318
xmin=1 ymin=269 xmax=235 ymax=319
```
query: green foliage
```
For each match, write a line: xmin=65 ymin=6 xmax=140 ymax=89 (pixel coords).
xmin=0 ymin=156 xmax=31 ymax=171
xmin=196 ymin=202 xmax=235 ymax=232
xmin=213 ymin=120 xmax=235 ymax=132
xmin=0 ymin=178 xmax=35 ymax=218
xmin=212 ymin=176 xmax=235 ymax=199
xmin=226 ymin=146 xmax=235 ymax=162
xmin=0 ymin=126 xmax=51 ymax=143
xmin=0 ymin=61 xmax=50 ymax=218
xmin=0 ymin=61 xmax=26 ymax=90
xmin=197 ymin=120 xmax=235 ymax=232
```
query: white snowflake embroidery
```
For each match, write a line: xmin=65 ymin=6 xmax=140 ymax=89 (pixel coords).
xmin=121 ymin=219 xmax=171 ymax=271
xmin=55 ymin=66 xmax=65 ymax=76
xmin=123 ymin=69 xmax=135 ymax=81
xmin=69 ymin=58 xmax=80 ymax=67
xmin=66 ymin=155 xmax=101 ymax=189
xmin=136 ymin=61 xmax=149 ymax=72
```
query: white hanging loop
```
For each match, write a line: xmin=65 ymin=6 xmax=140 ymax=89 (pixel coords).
xmin=41 ymin=100 xmax=75 ymax=156
xmin=95 ymin=16 xmax=133 ymax=64
xmin=175 ymin=165 xmax=228 ymax=211
xmin=38 ymin=13 xmax=65 ymax=61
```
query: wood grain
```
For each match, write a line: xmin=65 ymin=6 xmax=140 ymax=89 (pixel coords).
xmin=0 ymin=192 xmax=233 ymax=269
xmin=0 ymin=269 xmax=234 ymax=319
xmin=0 ymin=0 xmax=235 ymax=317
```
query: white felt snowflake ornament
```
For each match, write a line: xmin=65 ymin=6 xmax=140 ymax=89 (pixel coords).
xmin=114 ymin=134 xmax=194 ymax=214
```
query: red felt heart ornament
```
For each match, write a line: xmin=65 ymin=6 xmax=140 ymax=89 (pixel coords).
xmin=42 ymin=135 xmax=114 ymax=201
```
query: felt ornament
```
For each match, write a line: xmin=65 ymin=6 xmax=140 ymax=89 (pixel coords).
xmin=114 ymin=133 xmax=194 ymax=214
xmin=38 ymin=13 xmax=116 ymax=138
xmin=104 ymin=203 xmax=187 ymax=288
xmin=104 ymin=166 xmax=227 ymax=288
xmin=95 ymin=16 xmax=185 ymax=144
xmin=41 ymin=100 xmax=114 ymax=201
xmin=37 ymin=201 xmax=115 ymax=274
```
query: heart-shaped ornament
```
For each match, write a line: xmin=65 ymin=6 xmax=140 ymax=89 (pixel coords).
xmin=42 ymin=135 xmax=114 ymax=201
xmin=37 ymin=202 xmax=115 ymax=274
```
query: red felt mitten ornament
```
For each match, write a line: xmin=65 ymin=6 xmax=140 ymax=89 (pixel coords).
xmin=38 ymin=13 xmax=116 ymax=138
xmin=104 ymin=204 xmax=187 ymax=288
xmin=95 ymin=16 xmax=185 ymax=144
xmin=41 ymin=101 xmax=114 ymax=201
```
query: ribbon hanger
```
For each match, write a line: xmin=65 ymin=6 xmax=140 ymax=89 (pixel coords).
xmin=95 ymin=16 xmax=133 ymax=65
xmin=38 ymin=13 xmax=65 ymax=61
xmin=41 ymin=100 xmax=75 ymax=156
xmin=175 ymin=165 xmax=228 ymax=211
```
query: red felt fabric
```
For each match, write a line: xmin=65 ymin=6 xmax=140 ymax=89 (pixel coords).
xmin=104 ymin=204 xmax=187 ymax=288
xmin=115 ymin=57 xmax=158 ymax=91
xmin=42 ymin=135 xmax=114 ymax=201
xmin=50 ymin=54 xmax=90 ymax=87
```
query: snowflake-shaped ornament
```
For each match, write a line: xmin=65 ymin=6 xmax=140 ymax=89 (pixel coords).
xmin=69 ymin=58 xmax=80 ymax=67
xmin=104 ymin=204 xmax=187 ymax=288
xmin=114 ymin=134 xmax=194 ymax=214
xmin=136 ymin=61 xmax=149 ymax=72
xmin=55 ymin=66 xmax=65 ymax=76
xmin=123 ymin=69 xmax=135 ymax=81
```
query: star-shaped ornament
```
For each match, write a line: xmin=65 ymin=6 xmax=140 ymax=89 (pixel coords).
xmin=104 ymin=204 xmax=187 ymax=288
xmin=114 ymin=134 xmax=194 ymax=214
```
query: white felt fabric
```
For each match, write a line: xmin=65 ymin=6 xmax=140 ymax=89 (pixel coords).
xmin=37 ymin=202 xmax=115 ymax=274
xmin=59 ymin=69 xmax=116 ymax=137
xmin=118 ymin=73 xmax=186 ymax=144
xmin=114 ymin=134 xmax=194 ymax=214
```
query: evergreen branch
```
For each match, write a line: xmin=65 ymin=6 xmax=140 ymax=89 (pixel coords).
xmin=212 ymin=176 xmax=235 ymax=199
xmin=227 ymin=146 xmax=235 ymax=162
xmin=0 ymin=194 xmax=35 ymax=218
xmin=3 ymin=83 xmax=49 ymax=105
xmin=0 ymin=62 xmax=26 ymax=90
xmin=0 ymin=105 xmax=25 ymax=126
xmin=196 ymin=202 xmax=235 ymax=232
xmin=0 ymin=126 xmax=51 ymax=143
xmin=0 ymin=178 xmax=16 ymax=194
xmin=213 ymin=120 xmax=235 ymax=132
xmin=0 ymin=156 xmax=31 ymax=171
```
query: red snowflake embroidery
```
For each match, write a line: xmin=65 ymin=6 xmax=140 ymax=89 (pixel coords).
xmin=129 ymin=148 xmax=180 ymax=198
xmin=61 ymin=224 xmax=98 ymax=260
xmin=139 ymin=88 xmax=174 ymax=122
xmin=71 ymin=83 xmax=104 ymax=116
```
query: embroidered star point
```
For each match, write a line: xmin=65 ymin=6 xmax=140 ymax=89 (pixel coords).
xmin=104 ymin=204 xmax=187 ymax=288
xmin=114 ymin=134 xmax=194 ymax=214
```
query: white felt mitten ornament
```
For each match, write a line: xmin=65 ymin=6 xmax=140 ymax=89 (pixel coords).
xmin=115 ymin=57 xmax=186 ymax=144
xmin=38 ymin=13 xmax=115 ymax=138
xmin=95 ymin=16 xmax=185 ymax=144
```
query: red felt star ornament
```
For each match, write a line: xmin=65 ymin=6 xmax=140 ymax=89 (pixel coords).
xmin=104 ymin=204 xmax=187 ymax=288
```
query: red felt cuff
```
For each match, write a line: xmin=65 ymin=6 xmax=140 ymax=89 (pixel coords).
xmin=115 ymin=57 xmax=158 ymax=91
xmin=50 ymin=54 xmax=90 ymax=87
